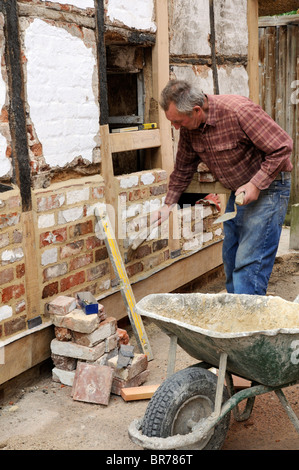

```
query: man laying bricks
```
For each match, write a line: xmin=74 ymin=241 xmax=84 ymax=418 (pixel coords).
xmin=154 ymin=79 xmax=293 ymax=295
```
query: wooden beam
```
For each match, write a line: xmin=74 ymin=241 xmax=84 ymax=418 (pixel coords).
xmin=100 ymin=241 xmax=223 ymax=321
xmin=95 ymin=0 xmax=109 ymax=125
xmin=109 ymin=129 xmax=161 ymax=153
xmin=247 ymin=0 xmax=259 ymax=104
xmin=151 ymin=0 xmax=173 ymax=175
xmin=121 ymin=384 xmax=160 ymax=401
xmin=3 ymin=0 xmax=32 ymax=211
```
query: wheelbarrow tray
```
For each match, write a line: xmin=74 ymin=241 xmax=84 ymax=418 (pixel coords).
xmin=136 ymin=293 xmax=299 ymax=387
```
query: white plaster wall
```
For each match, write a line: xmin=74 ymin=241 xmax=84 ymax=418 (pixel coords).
xmin=214 ymin=0 xmax=248 ymax=55
xmin=171 ymin=65 xmax=214 ymax=95
xmin=106 ymin=0 xmax=156 ymax=32
xmin=169 ymin=0 xmax=211 ymax=56
xmin=217 ymin=66 xmax=249 ymax=97
xmin=24 ymin=19 xmax=99 ymax=168
xmin=46 ymin=0 xmax=94 ymax=9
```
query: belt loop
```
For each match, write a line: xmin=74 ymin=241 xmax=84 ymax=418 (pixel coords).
xmin=281 ymin=172 xmax=285 ymax=184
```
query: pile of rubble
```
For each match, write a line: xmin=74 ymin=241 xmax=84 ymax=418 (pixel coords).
xmin=47 ymin=294 xmax=149 ymax=405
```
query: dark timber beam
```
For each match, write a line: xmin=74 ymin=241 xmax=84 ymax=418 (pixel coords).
xmin=95 ymin=0 xmax=109 ymax=126
xmin=2 ymin=0 xmax=32 ymax=211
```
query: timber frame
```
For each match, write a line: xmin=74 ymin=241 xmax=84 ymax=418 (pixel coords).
xmin=0 ymin=0 xmax=260 ymax=389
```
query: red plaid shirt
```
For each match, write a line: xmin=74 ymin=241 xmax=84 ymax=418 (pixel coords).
xmin=165 ymin=94 xmax=293 ymax=205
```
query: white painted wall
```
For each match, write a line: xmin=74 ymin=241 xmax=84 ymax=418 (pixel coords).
xmin=107 ymin=0 xmax=156 ymax=32
xmin=24 ymin=19 xmax=99 ymax=168
xmin=169 ymin=0 xmax=211 ymax=56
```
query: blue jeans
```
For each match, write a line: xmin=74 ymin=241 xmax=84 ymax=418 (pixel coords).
xmin=222 ymin=175 xmax=291 ymax=295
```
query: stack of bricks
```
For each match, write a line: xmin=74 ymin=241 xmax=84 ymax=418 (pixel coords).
xmin=48 ymin=295 xmax=149 ymax=405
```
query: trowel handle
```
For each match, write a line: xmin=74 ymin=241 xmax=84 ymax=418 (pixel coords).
xmin=235 ymin=191 xmax=245 ymax=205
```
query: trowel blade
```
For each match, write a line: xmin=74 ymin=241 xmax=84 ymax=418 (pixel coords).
xmin=213 ymin=191 xmax=245 ymax=224
xmin=213 ymin=209 xmax=236 ymax=224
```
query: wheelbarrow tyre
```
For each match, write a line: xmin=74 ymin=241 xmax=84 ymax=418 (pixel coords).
xmin=142 ymin=366 xmax=230 ymax=450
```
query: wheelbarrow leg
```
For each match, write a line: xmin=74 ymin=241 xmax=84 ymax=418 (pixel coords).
xmin=275 ymin=389 xmax=299 ymax=434
xmin=214 ymin=352 xmax=228 ymax=416
xmin=166 ymin=334 xmax=177 ymax=378
xmin=225 ymin=373 xmax=256 ymax=422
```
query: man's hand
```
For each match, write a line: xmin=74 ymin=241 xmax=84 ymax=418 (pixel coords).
xmin=235 ymin=182 xmax=260 ymax=205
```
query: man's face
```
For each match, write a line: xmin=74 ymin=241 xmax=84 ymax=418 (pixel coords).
xmin=165 ymin=101 xmax=202 ymax=130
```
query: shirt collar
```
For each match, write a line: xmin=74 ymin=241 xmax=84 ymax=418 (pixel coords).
xmin=204 ymin=94 xmax=217 ymax=127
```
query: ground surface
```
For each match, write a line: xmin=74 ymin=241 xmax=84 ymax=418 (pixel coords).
xmin=0 ymin=250 xmax=298 ymax=452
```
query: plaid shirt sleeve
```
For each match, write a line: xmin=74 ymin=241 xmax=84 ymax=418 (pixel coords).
xmin=165 ymin=129 xmax=200 ymax=205
xmin=236 ymin=101 xmax=293 ymax=190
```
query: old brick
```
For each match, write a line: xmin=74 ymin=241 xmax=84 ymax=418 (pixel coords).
xmin=152 ymin=239 xmax=168 ymax=252
xmin=111 ymin=369 xmax=149 ymax=396
xmin=55 ymin=326 xmax=72 ymax=341
xmin=69 ymin=253 xmax=93 ymax=271
xmin=51 ymin=338 xmax=105 ymax=361
xmin=86 ymin=235 xmax=104 ymax=250
xmin=126 ymin=262 xmax=143 ymax=278
xmin=86 ymin=263 xmax=109 ymax=281
xmin=16 ymin=264 xmax=25 ymax=278
xmin=91 ymin=186 xmax=104 ymax=199
xmin=51 ymin=353 xmax=77 ymax=370
xmin=95 ymin=247 xmax=108 ymax=262
xmin=42 ymin=282 xmax=59 ymax=299
xmin=60 ymin=240 xmax=84 ymax=259
xmin=47 ymin=295 xmax=77 ymax=316
xmin=60 ymin=271 xmax=85 ymax=292
xmin=72 ymin=317 xmax=117 ymax=347
xmin=117 ymin=328 xmax=130 ymax=345
xmin=37 ymin=194 xmax=65 ymax=212
xmin=150 ymin=184 xmax=167 ymax=196
xmin=52 ymin=368 xmax=76 ymax=386
xmin=4 ymin=315 xmax=26 ymax=336
xmin=51 ymin=308 xmax=99 ymax=334
xmin=0 ymin=267 xmax=14 ymax=285
xmin=108 ymin=353 xmax=148 ymax=381
xmin=2 ymin=283 xmax=25 ymax=302
xmin=40 ymin=228 xmax=67 ymax=247
xmin=72 ymin=362 xmax=113 ymax=405
xmin=105 ymin=332 xmax=119 ymax=352
xmin=43 ymin=262 xmax=68 ymax=281
xmin=69 ymin=220 xmax=93 ymax=238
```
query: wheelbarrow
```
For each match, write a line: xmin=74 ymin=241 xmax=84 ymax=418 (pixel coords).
xmin=128 ymin=293 xmax=299 ymax=450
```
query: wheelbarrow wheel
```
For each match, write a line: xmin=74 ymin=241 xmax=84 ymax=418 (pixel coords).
xmin=142 ymin=365 xmax=230 ymax=450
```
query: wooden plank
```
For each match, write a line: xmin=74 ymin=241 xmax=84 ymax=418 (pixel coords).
xmin=109 ymin=128 xmax=161 ymax=153
xmin=22 ymin=211 xmax=41 ymax=320
xmin=275 ymin=26 xmax=287 ymax=128
xmin=259 ymin=15 xmax=299 ymax=27
xmin=247 ymin=0 xmax=259 ymax=104
xmin=121 ymin=384 xmax=160 ymax=401
xmin=151 ymin=0 xmax=174 ymax=176
xmin=99 ymin=240 xmax=224 ymax=322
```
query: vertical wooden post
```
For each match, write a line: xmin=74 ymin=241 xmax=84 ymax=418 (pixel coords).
xmin=151 ymin=0 xmax=173 ymax=176
xmin=3 ymin=0 xmax=40 ymax=320
xmin=152 ymin=0 xmax=180 ymax=252
xmin=247 ymin=0 xmax=259 ymax=104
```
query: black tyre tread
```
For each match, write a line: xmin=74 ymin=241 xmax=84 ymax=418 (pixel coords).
xmin=142 ymin=366 xmax=230 ymax=450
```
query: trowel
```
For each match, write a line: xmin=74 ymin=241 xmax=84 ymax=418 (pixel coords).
xmin=213 ymin=192 xmax=245 ymax=224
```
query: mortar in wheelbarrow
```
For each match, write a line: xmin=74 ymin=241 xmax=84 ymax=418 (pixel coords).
xmin=136 ymin=293 xmax=299 ymax=387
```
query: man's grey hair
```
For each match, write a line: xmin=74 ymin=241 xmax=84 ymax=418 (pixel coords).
xmin=160 ymin=79 xmax=205 ymax=114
